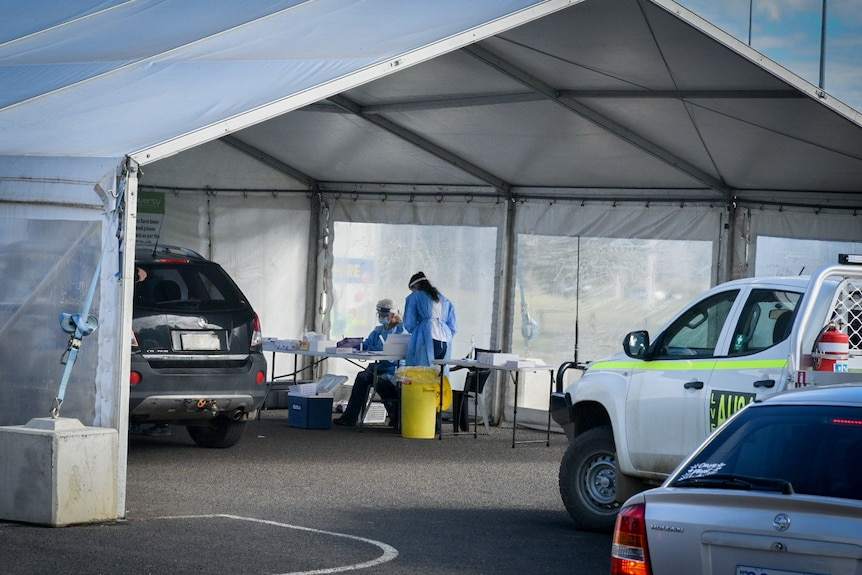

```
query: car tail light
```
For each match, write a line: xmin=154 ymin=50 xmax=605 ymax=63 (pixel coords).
xmin=130 ymin=371 xmax=142 ymax=385
xmin=611 ymin=504 xmax=651 ymax=575
xmin=251 ymin=313 xmax=262 ymax=349
xmin=256 ymin=370 xmax=266 ymax=384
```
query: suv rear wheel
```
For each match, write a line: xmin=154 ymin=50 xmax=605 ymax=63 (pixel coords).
xmin=186 ymin=418 xmax=246 ymax=448
xmin=559 ymin=426 xmax=620 ymax=532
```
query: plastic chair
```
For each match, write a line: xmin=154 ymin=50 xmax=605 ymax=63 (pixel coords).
xmin=451 ymin=348 xmax=499 ymax=436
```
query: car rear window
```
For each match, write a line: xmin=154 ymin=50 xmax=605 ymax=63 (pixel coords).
xmin=672 ymin=404 xmax=862 ymax=500
xmin=134 ymin=262 xmax=247 ymax=312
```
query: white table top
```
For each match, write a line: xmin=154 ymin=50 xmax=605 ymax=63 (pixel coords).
xmin=263 ymin=339 xmax=403 ymax=362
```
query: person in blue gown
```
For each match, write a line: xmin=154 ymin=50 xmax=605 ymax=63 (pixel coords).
xmin=334 ymin=299 xmax=406 ymax=427
xmin=403 ymin=272 xmax=457 ymax=367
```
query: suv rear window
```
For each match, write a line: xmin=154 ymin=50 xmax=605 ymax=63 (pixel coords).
xmin=135 ymin=263 xmax=246 ymax=312
xmin=673 ymin=404 xmax=862 ymax=500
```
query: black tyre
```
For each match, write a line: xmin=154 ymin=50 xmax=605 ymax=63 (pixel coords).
xmin=559 ymin=426 xmax=620 ymax=532
xmin=186 ymin=419 xmax=246 ymax=448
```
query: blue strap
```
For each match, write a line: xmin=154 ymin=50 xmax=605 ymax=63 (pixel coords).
xmin=52 ymin=179 xmax=125 ymax=417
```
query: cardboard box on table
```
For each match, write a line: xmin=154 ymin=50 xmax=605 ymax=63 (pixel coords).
xmin=476 ymin=351 xmax=518 ymax=366
xmin=382 ymin=333 xmax=411 ymax=357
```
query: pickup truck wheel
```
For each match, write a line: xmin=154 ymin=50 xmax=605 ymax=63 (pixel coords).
xmin=559 ymin=426 xmax=620 ymax=532
xmin=186 ymin=419 xmax=246 ymax=448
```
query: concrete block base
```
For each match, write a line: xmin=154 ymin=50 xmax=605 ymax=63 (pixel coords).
xmin=0 ymin=417 xmax=118 ymax=527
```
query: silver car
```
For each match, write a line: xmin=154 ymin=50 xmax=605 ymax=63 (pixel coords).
xmin=612 ymin=384 xmax=862 ymax=575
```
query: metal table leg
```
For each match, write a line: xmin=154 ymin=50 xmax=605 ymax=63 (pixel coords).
xmin=511 ymin=371 xmax=519 ymax=448
xmin=512 ymin=368 xmax=554 ymax=447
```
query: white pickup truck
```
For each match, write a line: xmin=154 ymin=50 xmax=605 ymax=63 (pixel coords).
xmin=549 ymin=256 xmax=862 ymax=532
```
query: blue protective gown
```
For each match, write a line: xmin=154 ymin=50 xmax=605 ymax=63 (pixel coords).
xmin=403 ymin=290 xmax=457 ymax=367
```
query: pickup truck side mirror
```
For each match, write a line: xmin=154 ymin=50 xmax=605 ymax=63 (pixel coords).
xmin=623 ymin=330 xmax=650 ymax=359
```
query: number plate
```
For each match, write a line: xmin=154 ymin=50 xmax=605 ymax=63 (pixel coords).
xmin=180 ymin=332 xmax=221 ymax=351
xmin=736 ymin=565 xmax=826 ymax=575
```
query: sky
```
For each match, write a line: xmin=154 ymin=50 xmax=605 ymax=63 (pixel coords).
xmin=677 ymin=0 xmax=862 ymax=112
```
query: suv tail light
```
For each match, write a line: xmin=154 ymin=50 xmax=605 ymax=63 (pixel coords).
xmin=251 ymin=313 xmax=262 ymax=350
xmin=611 ymin=504 xmax=651 ymax=575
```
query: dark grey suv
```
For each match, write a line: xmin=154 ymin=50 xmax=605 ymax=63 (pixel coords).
xmin=131 ymin=246 xmax=267 ymax=448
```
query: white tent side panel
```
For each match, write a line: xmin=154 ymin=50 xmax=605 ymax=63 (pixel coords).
xmin=514 ymin=200 xmax=722 ymax=241
xmin=155 ymin=192 xmax=312 ymax=342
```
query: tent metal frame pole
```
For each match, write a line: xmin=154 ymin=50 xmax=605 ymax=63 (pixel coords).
xmin=222 ymin=135 xmax=317 ymax=189
xmin=303 ymin=193 xmax=322 ymax=377
xmin=492 ymin=196 xmax=518 ymax=425
xmin=116 ymin=159 xmax=139 ymax=520
xmin=354 ymin=89 xmax=801 ymax=115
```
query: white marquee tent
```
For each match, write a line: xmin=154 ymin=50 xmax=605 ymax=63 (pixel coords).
xmin=2 ymin=0 xmax=862 ymax=516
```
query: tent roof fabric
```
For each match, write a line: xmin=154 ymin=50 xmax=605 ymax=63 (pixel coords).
xmin=0 ymin=0 xmax=575 ymax=159
xmin=2 ymin=0 xmax=862 ymax=209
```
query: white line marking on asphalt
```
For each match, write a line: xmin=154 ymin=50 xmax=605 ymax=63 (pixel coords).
xmin=155 ymin=513 xmax=399 ymax=574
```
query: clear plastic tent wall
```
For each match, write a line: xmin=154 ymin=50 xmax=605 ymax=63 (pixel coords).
xmin=0 ymin=219 xmax=102 ymax=426
xmin=0 ymin=156 xmax=123 ymax=428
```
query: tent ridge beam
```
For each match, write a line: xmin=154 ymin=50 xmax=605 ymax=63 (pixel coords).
xmin=463 ymin=43 xmax=734 ymax=198
xmin=221 ymin=135 xmax=317 ymax=189
xmin=314 ymin=89 xmax=801 ymax=116
xmin=328 ymin=94 xmax=511 ymax=194
xmin=560 ymin=89 xmax=803 ymax=100
xmin=363 ymin=89 xmax=804 ymax=114
xmin=361 ymin=92 xmax=543 ymax=113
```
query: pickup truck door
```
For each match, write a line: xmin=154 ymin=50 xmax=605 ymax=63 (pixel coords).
xmin=626 ymin=289 xmax=740 ymax=475
xmin=706 ymin=287 xmax=800 ymax=432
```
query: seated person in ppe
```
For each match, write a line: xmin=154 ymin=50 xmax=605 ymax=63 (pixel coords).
xmin=334 ymin=299 xmax=406 ymax=427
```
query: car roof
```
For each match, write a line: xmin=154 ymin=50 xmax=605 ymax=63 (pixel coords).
xmin=760 ymin=383 xmax=862 ymax=407
xmin=714 ymin=275 xmax=812 ymax=291
xmin=135 ymin=245 xmax=208 ymax=263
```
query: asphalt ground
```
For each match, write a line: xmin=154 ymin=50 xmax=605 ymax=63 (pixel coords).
xmin=0 ymin=411 xmax=612 ymax=575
